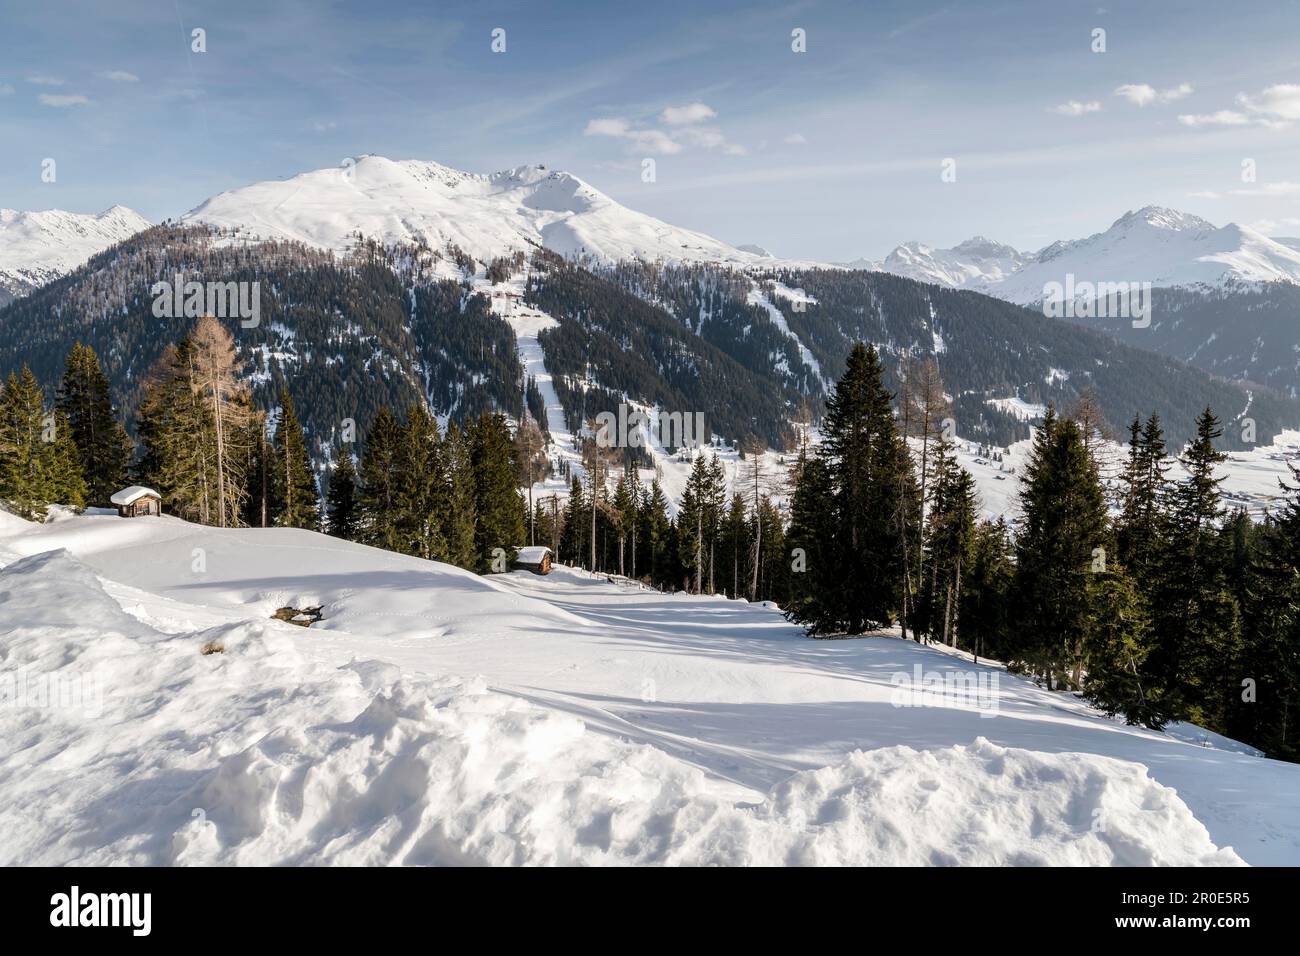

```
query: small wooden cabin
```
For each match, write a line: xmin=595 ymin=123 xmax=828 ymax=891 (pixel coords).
xmin=513 ymin=546 xmax=553 ymax=575
xmin=110 ymin=485 xmax=162 ymax=518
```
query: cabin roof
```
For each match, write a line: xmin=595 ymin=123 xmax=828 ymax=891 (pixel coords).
xmin=515 ymin=546 xmax=552 ymax=563
xmin=110 ymin=485 xmax=161 ymax=506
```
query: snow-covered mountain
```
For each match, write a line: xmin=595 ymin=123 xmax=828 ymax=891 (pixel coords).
xmin=0 ymin=205 xmax=152 ymax=304
xmin=857 ymin=207 xmax=1300 ymax=305
xmin=184 ymin=155 xmax=772 ymax=267
xmin=868 ymin=236 xmax=1029 ymax=292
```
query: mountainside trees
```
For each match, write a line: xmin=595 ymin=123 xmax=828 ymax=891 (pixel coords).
xmin=0 ymin=366 xmax=87 ymax=519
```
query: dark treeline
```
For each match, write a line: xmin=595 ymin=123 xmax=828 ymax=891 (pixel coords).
xmin=5 ymin=330 xmax=1297 ymax=762
xmin=787 ymin=341 xmax=1300 ymax=762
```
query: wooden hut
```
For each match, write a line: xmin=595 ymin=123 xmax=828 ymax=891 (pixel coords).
xmin=110 ymin=485 xmax=162 ymax=518
xmin=513 ymin=546 xmax=553 ymax=575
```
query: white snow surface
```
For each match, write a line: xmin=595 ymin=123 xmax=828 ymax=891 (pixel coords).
xmin=1 ymin=510 xmax=1293 ymax=866
xmin=853 ymin=207 xmax=1300 ymax=302
xmin=0 ymin=205 xmax=151 ymax=299
xmin=183 ymin=155 xmax=776 ymax=268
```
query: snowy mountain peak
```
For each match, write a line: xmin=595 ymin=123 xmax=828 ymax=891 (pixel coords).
xmin=863 ymin=206 xmax=1300 ymax=304
xmin=183 ymin=154 xmax=767 ymax=268
xmin=876 ymin=236 xmax=1028 ymax=290
xmin=0 ymin=205 xmax=152 ymax=303
xmin=1111 ymin=205 xmax=1216 ymax=234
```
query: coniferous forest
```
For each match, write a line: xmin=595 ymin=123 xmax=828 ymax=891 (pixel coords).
xmin=3 ymin=323 xmax=1298 ymax=763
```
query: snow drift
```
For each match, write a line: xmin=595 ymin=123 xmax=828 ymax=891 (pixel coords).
xmin=0 ymin=549 xmax=1242 ymax=866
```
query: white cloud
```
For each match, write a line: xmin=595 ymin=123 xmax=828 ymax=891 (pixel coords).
xmin=1051 ymin=100 xmax=1102 ymax=116
xmin=660 ymin=102 xmax=716 ymax=125
xmin=99 ymin=70 xmax=140 ymax=83
xmin=1188 ymin=190 xmax=1223 ymax=199
xmin=1180 ymin=83 xmax=1299 ymax=131
xmin=1115 ymin=82 xmax=1193 ymax=106
xmin=783 ymin=133 xmax=807 ymax=144
xmin=311 ymin=120 xmax=337 ymax=132
xmin=1177 ymin=110 xmax=1251 ymax=127
xmin=39 ymin=93 xmax=90 ymax=108
xmin=630 ymin=129 xmax=683 ymax=154
xmin=1237 ymin=83 xmax=1300 ymax=120
xmin=585 ymin=117 xmax=632 ymax=137
xmin=26 ymin=74 xmax=64 ymax=86
xmin=585 ymin=109 xmax=743 ymax=156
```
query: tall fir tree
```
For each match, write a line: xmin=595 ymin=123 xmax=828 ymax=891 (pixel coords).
xmin=1149 ymin=407 xmax=1242 ymax=728
xmin=1012 ymin=409 xmax=1110 ymax=689
xmin=817 ymin=342 xmax=910 ymax=633
xmin=273 ymin=387 xmax=319 ymax=530
xmin=356 ymin=406 xmax=403 ymax=551
xmin=394 ymin=404 xmax=447 ymax=560
xmin=470 ymin=413 xmax=525 ymax=572
xmin=442 ymin=420 xmax=478 ymax=569
xmin=56 ymin=343 xmax=132 ymax=506
xmin=325 ymin=450 xmax=360 ymax=540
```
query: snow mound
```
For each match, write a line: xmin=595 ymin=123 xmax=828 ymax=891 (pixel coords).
xmin=0 ymin=550 xmax=1242 ymax=866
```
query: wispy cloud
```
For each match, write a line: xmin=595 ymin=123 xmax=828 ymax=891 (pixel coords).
xmin=784 ymin=132 xmax=807 ymax=145
xmin=1178 ymin=109 xmax=1251 ymax=128
xmin=39 ymin=93 xmax=91 ymax=108
xmin=1180 ymin=83 xmax=1300 ymax=129
xmin=1051 ymin=100 xmax=1102 ymax=116
xmin=25 ymin=74 xmax=64 ymax=86
xmin=1237 ymin=83 xmax=1300 ymax=121
xmin=660 ymin=102 xmax=716 ymax=125
xmin=99 ymin=70 xmax=140 ymax=83
xmin=1115 ymin=82 xmax=1193 ymax=106
xmin=585 ymin=104 xmax=744 ymax=155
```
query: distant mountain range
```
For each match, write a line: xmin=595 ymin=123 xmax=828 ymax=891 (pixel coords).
xmin=856 ymin=207 xmax=1300 ymax=303
xmin=0 ymin=206 xmax=151 ymax=305
xmin=3 ymin=158 xmax=1300 ymax=454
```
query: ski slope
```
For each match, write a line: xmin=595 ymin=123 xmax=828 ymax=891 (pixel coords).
xmin=1 ymin=509 xmax=1294 ymax=866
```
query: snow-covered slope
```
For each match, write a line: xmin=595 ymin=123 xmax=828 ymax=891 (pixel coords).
xmin=0 ymin=205 xmax=151 ymax=302
xmin=873 ymin=236 xmax=1029 ymax=291
xmin=183 ymin=155 xmax=771 ymax=267
xmin=850 ymin=207 xmax=1300 ymax=304
xmin=2 ymin=509 xmax=1295 ymax=865
xmin=998 ymin=207 xmax=1300 ymax=304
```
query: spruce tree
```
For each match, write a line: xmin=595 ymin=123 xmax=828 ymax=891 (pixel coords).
xmin=819 ymin=342 xmax=910 ymax=633
xmin=325 ymin=451 xmax=360 ymax=540
xmin=357 ymin=407 xmax=403 ymax=551
xmin=394 ymin=404 xmax=447 ymax=560
xmin=57 ymin=343 xmax=132 ymax=506
xmin=273 ymin=387 xmax=319 ymax=530
xmin=784 ymin=448 xmax=838 ymax=633
xmin=0 ymin=368 xmax=54 ymax=520
xmin=470 ymin=413 xmax=525 ymax=572
xmin=1150 ymin=407 xmax=1241 ymax=728
xmin=1012 ymin=409 xmax=1109 ymax=689
xmin=442 ymin=421 xmax=478 ymax=569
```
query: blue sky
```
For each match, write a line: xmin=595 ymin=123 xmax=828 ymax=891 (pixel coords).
xmin=3 ymin=0 xmax=1300 ymax=260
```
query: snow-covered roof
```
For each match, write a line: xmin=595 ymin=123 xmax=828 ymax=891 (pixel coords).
xmin=515 ymin=546 xmax=552 ymax=563
xmin=110 ymin=485 xmax=161 ymax=506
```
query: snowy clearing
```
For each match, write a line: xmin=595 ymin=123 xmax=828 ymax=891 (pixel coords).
xmin=0 ymin=510 xmax=1294 ymax=865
